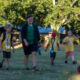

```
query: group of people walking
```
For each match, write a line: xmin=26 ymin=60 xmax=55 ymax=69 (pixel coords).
xmin=0 ymin=14 xmax=80 ymax=73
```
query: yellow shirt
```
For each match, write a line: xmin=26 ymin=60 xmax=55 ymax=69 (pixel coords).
xmin=50 ymin=36 xmax=59 ymax=52
xmin=0 ymin=33 xmax=12 ymax=52
xmin=63 ymin=36 xmax=79 ymax=52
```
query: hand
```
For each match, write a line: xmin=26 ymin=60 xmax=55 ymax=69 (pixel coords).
xmin=25 ymin=42 xmax=29 ymax=47
xmin=23 ymin=39 xmax=29 ymax=47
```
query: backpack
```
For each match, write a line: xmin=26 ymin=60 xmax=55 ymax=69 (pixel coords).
xmin=2 ymin=32 xmax=13 ymax=46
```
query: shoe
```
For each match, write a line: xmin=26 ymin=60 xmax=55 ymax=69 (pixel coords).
xmin=0 ymin=63 xmax=3 ymax=68
xmin=65 ymin=61 xmax=68 ymax=64
xmin=73 ymin=61 xmax=77 ymax=64
xmin=26 ymin=67 xmax=30 ymax=70
xmin=51 ymin=62 xmax=54 ymax=65
xmin=32 ymin=66 xmax=39 ymax=71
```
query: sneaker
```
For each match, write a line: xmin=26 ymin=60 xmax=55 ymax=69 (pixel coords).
xmin=65 ymin=61 xmax=68 ymax=64
xmin=0 ymin=63 xmax=3 ymax=68
xmin=26 ymin=67 xmax=30 ymax=70
xmin=73 ymin=61 xmax=77 ymax=64
xmin=32 ymin=66 xmax=39 ymax=71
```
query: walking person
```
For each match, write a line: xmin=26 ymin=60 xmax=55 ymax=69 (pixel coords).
xmin=45 ymin=32 xmax=60 ymax=65
xmin=0 ymin=24 xmax=14 ymax=70
xmin=21 ymin=14 xmax=40 ymax=71
xmin=63 ymin=30 xmax=79 ymax=64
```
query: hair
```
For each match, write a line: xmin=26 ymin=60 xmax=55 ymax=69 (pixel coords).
xmin=67 ymin=30 xmax=73 ymax=35
xmin=26 ymin=14 xmax=33 ymax=19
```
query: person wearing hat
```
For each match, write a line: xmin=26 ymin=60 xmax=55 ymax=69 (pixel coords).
xmin=45 ymin=32 xmax=60 ymax=65
xmin=0 ymin=24 xmax=14 ymax=70
xmin=21 ymin=14 xmax=40 ymax=71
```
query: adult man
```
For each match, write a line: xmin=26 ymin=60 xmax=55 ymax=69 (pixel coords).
xmin=21 ymin=14 xmax=40 ymax=71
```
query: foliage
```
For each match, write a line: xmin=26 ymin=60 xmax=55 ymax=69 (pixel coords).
xmin=0 ymin=0 xmax=80 ymax=33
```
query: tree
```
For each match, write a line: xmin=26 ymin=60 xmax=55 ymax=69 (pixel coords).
xmin=44 ymin=0 xmax=80 ymax=33
xmin=0 ymin=0 xmax=80 ymax=34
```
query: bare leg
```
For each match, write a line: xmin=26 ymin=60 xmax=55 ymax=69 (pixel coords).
xmin=24 ymin=55 xmax=29 ymax=68
xmin=53 ymin=52 xmax=56 ymax=62
xmin=32 ymin=51 xmax=37 ymax=67
xmin=0 ymin=58 xmax=5 ymax=68
xmin=65 ymin=53 xmax=69 ymax=63
xmin=6 ymin=58 xmax=10 ymax=69
xmin=71 ymin=54 xmax=77 ymax=64
xmin=1 ymin=58 xmax=5 ymax=65
xmin=51 ymin=57 xmax=54 ymax=65
xmin=65 ymin=54 xmax=69 ymax=61
xmin=32 ymin=51 xmax=39 ymax=71
xmin=71 ymin=54 xmax=75 ymax=62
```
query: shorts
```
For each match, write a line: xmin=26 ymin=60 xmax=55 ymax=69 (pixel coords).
xmin=23 ymin=44 xmax=38 ymax=55
xmin=3 ymin=51 xmax=11 ymax=58
xmin=66 ymin=51 xmax=74 ymax=56
xmin=50 ymin=52 xmax=56 ymax=58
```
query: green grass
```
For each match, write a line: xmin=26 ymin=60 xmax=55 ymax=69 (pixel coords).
xmin=0 ymin=46 xmax=80 ymax=80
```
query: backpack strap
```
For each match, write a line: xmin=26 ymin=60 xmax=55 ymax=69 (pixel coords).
xmin=2 ymin=32 xmax=6 ymax=42
xmin=2 ymin=32 xmax=13 ymax=46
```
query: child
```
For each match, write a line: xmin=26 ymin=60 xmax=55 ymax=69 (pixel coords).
xmin=45 ymin=32 xmax=60 ymax=65
xmin=0 ymin=24 xmax=14 ymax=70
xmin=63 ymin=30 xmax=79 ymax=64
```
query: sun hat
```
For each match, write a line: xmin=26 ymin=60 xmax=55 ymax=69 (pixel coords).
xmin=5 ymin=24 xmax=13 ymax=28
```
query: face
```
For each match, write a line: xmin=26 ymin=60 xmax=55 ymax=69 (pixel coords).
xmin=27 ymin=17 xmax=33 ymax=25
xmin=5 ymin=27 xmax=12 ymax=32
xmin=68 ymin=31 xmax=72 ymax=36
xmin=52 ymin=36 xmax=55 ymax=39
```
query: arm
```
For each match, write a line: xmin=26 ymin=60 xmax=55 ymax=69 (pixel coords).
xmin=21 ymin=24 xmax=29 ymax=46
xmin=63 ymin=37 xmax=68 ymax=44
xmin=0 ymin=40 xmax=2 ymax=52
xmin=23 ymin=39 xmax=29 ymax=46
xmin=73 ymin=35 xmax=80 ymax=45
xmin=12 ymin=41 xmax=15 ymax=53
xmin=21 ymin=24 xmax=27 ymax=41
xmin=57 ymin=42 xmax=60 ymax=49
xmin=11 ymin=34 xmax=15 ymax=53
xmin=73 ymin=35 xmax=79 ymax=40
xmin=0 ymin=34 xmax=3 ymax=52
xmin=56 ymin=36 xmax=60 ymax=49
xmin=45 ymin=38 xmax=51 ymax=51
xmin=36 ymin=25 xmax=40 ymax=42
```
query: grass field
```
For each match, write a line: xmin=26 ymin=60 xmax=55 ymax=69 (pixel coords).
xmin=0 ymin=46 xmax=80 ymax=80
